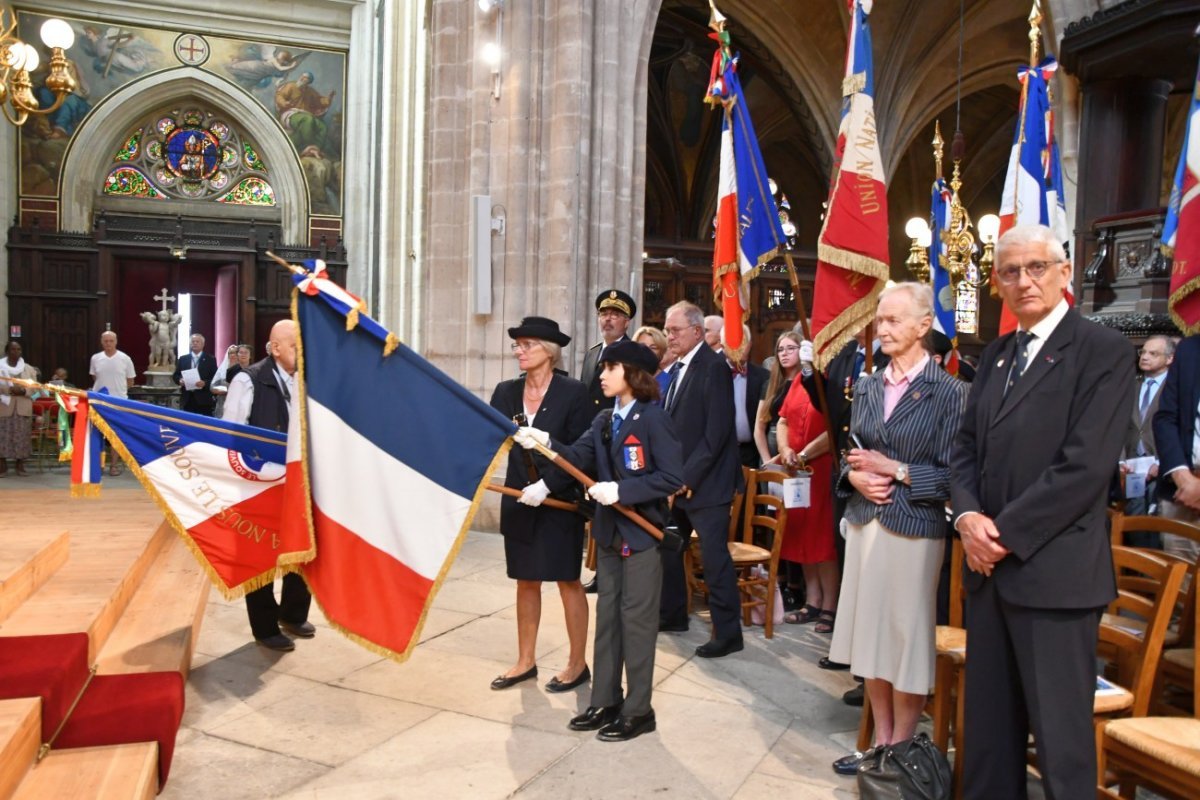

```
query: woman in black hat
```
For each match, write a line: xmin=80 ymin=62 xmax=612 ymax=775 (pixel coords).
xmin=488 ymin=316 xmax=594 ymax=693
xmin=514 ymin=341 xmax=684 ymax=741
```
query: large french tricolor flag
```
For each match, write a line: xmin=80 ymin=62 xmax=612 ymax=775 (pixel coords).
xmin=707 ymin=46 xmax=787 ymax=360
xmin=810 ymin=0 xmax=889 ymax=371
xmin=84 ymin=392 xmax=307 ymax=596
xmin=929 ymin=176 xmax=959 ymax=375
xmin=1162 ymin=58 xmax=1200 ymax=336
xmin=997 ymin=56 xmax=1071 ymax=334
xmin=291 ymin=272 xmax=516 ymax=661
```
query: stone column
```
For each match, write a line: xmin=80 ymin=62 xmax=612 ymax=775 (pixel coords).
xmin=424 ymin=0 xmax=662 ymax=398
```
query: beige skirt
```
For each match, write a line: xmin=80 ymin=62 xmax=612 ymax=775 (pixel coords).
xmin=829 ymin=518 xmax=944 ymax=695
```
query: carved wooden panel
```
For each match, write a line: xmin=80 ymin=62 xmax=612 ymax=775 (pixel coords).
xmin=42 ymin=257 xmax=95 ymax=293
xmin=40 ymin=303 xmax=94 ymax=384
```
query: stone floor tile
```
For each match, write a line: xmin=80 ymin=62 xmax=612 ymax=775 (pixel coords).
xmin=182 ymin=654 xmax=321 ymax=733
xmin=159 ymin=728 xmax=331 ymax=800
xmin=280 ymin=710 xmax=580 ymax=800
xmin=732 ymin=771 xmax=857 ymax=799
xmin=430 ymin=577 xmax=518 ymax=616
xmin=203 ymin=681 xmax=437 ymax=766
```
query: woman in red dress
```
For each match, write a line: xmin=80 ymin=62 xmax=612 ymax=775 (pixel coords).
xmin=775 ymin=373 xmax=838 ymax=632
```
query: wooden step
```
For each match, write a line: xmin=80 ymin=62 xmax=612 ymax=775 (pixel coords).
xmin=11 ymin=743 xmax=157 ymax=800
xmin=0 ymin=698 xmax=40 ymax=800
xmin=0 ymin=490 xmax=168 ymax=662
xmin=0 ymin=531 xmax=69 ymax=626
xmin=96 ymin=531 xmax=211 ymax=678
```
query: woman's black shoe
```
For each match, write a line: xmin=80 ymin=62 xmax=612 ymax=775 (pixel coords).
xmin=545 ymin=665 xmax=590 ymax=693
xmin=490 ymin=665 xmax=537 ymax=690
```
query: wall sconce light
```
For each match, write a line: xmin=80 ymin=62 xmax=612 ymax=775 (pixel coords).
xmin=477 ymin=0 xmax=503 ymax=100
xmin=169 ymin=244 xmax=188 ymax=260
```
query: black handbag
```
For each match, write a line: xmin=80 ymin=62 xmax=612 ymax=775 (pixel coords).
xmin=856 ymin=733 xmax=952 ymax=800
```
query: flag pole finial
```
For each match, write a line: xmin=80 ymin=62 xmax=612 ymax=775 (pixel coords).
xmin=708 ymin=0 xmax=726 ymax=31
xmin=932 ymin=121 xmax=944 ymax=180
xmin=1028 ymin=1 xmax=1043 ymax=65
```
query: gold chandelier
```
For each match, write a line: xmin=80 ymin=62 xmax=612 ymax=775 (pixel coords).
xmin=0 ymin=5 xmax=76 ymax=126
xmin=905 ymin=122 xmax=999 ymax=293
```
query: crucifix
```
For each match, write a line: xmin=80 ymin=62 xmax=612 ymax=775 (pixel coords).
xmin=154 ymin=288 xmax=177 ymax=312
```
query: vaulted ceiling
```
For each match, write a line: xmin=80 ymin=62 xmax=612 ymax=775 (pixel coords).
xmin=645 ymin=0 xmax=1069 ymax=274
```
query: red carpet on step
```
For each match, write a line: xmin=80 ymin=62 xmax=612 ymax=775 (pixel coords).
xmin=0 ymin=634 xmax=184 ymax=788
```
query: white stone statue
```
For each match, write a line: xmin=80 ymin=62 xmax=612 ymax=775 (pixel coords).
xmin=141 ymin=288 xmax=182 ymax=371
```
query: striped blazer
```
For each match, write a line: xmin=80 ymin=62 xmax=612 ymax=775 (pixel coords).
xmin=837 ymin=357 xmax=968 ymax=539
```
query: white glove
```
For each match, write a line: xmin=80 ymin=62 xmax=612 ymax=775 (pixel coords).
xmin=513 ymin=426 xmax=550 ymax=450
xmin=588 ymin=481 xmax=620 ymax=506
xmin=518 ymin=479 xmax=550 ymax=507
xmin=799 ymin=340 xmax=814 ymax=363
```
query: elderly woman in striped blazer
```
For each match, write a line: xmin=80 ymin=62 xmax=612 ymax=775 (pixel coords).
xmin=827 ymin=282 xmax=969 ymax=776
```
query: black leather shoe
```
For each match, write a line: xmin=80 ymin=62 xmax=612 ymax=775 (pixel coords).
xmin=280 ymin=620 xmax=316 ymax=638
xmin=545 ymin=665 xmax=590 ymax=693
xmin=695 ymin=635 xmax=743 ymax=658
xmin=818 ymin=657 xmax=850 ymax=671
xmin=256 ymin=634 xmax=295 ymax=652
xmin=568 ymin=704 xmax=622 ymax=731
xmin=597 ymin=710 xmax=656 ymax=742
xmin=832 ymin=747 xmax=879 ymax=776
xmin=490 ymin=665 xmax=537 ymax=690
xmin=658 ymin=620 xmax=689 ymax=633
xmin=582 ymin=578 xmax=598 ymax=594
xmin=842 ymin=684 xmax=864 ymax=706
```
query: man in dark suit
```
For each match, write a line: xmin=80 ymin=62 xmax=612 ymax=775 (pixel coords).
xmin=1120 ymin=336 xmax=1173 ymax=535
xmin=950 ymin=224 xmax=1135 ymax=800
xmin=723 ymin=323 xmax=768 ymax=467
xmin=658 ymin=300 xmax=743 ymax=657
xmin=173 ymin=333 xmax=218 ymax=416
xmin=223 ymin=320 xmax=314 ymax=652
xmin=580 ymin=290 xmax=635 ymax=409
xmin=1153 ymin=334 xmax=1200 ymax=562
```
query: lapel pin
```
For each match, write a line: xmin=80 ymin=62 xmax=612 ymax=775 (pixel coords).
xmin=996 ymin=358 xmax=1006 ymax=368
xmin=912 ymin=391 xmax=921 ymax=400
xmin=1044 ymin=355 xmax=1056 ymax=363
xmin=632 ymin=413 xmax=640 ymax=421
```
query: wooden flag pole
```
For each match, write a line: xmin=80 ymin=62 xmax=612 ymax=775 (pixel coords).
xmin=527 ymin=440 xmax=685 ymax=552
xmin=486 ymin=483 xmax=580 ymax=514
xmin=781 ymin=252 xmax=835 ymax=442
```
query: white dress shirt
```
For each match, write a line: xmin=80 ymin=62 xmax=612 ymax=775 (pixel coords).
xmin=222 ymin=363 xmax=295 ymax=425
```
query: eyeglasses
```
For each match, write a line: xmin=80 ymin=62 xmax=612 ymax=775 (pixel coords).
xmin=664 ymin=325 xmax=696 ymax=336
xmin=510 ymin=341 xmax=542 ymax=352
xmin=776 ymin=345 xmax=801 ymax=354
xmin=995 ymin=260 xmax=1059 ymax=285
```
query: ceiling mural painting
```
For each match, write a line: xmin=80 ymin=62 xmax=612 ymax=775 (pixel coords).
xmin=16 ymin=9 xmax=345 ymax=216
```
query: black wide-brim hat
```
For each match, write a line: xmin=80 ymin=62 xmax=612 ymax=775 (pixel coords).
xmin=595 ymin=289 xmax=636 ymax=318
xmin=507 ymin=316 xmax=571 ymax=347
xmin=929 ymin=329 xmax=954 ymax=357
xmin=600 ymin=340 xmax=659 ymax=375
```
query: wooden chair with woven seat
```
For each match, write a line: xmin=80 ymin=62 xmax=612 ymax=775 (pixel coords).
xmin=1023 ymin=545 xmax=1185 ymax=787
xmin=683 ymin=468 xmax=747 ymax=615
xmin=730 ymin=468 xmax=788 ymax=639
xmin=1111 ymin=513 xmax=1200 ymax=717
xmin=1091 ymin=546 xmax=1187 ymax=725
xmin=1098 ymin=561 xmax=1200 ymax=800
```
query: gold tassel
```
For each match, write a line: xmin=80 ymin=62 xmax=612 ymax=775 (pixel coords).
xmin=383 ymin=333 xmax=401 ymax=357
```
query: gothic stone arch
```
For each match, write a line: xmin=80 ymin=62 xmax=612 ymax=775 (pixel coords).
xmin=59 ymin=67 xmax=308 ymax=241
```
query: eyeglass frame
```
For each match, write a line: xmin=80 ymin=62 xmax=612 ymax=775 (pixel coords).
xmin=994 ymin=259 xmax=1064 ymax=286
xmin=510 ymin=340 xmax=543 ymax=352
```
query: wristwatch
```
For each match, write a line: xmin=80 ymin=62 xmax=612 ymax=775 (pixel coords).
xmin=894 ymin=464 xmax=908 ymax=482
